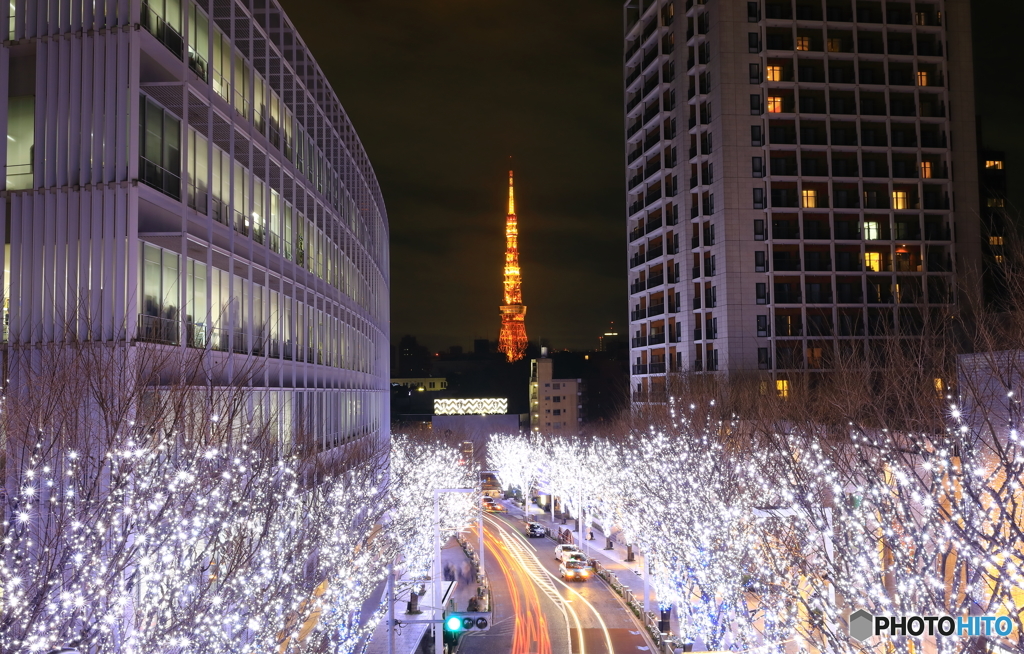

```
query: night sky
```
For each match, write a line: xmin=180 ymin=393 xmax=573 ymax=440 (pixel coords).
xmin=277 ymin=0 xmax=1022 ymax=353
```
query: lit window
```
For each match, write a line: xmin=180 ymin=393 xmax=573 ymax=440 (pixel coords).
xmin=987 ymin=198 xmax=1006 ymax=208
xmin=892 ymin=191 xmax=909 ymax=210
xmin=767 ymin=96 xmax=783 ymax=113
xmin=766 ymin=65 xmax=783 ymax=82
xmin=933 ymin=378 xmax=944 ymax=397
xmin=776 ymin=379 xmax=789 ymax=398
xmin=801 ymin=189 xmax=817 ymax=208
xmin=864 ymin=221 xmax=880 ymax=240
xmin=920 ymin=161 xmax=933 ymax=179
xmin=827 ymin=38 xmax=842 ymax=52
xmin=864 ymin=252 xmax=882 ymax=272
xmin=796 ymin=36 xmax=810 ymax=51
xmin=917 ymin=71 xmax=929 ymax=86
xmin=990 ymin=236 xmax=1005 ymax=246
xmin=985 ymin=160 xmax=1004 ymax=170
xmin=995 ymin=255 xmax=1005 ymax=264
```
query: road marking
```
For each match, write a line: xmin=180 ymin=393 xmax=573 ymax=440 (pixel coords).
xmin=486 ymin=515 xmax=617 ymax=654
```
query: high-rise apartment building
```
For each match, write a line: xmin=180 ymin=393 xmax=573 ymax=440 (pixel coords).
xmin=1 ymin=0 xmax=390 ymax=449
xmin=624 ymin=0 xmax=980 ymax=398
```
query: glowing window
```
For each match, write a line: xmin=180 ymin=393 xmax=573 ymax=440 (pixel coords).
xmin=987 ymin=198 xmax=1006 ymax=208
xmin=767 ymin=65 xmax=783 ymax=82
xmin=892 ymin=191 xmax=909 ymax=210
xmin=796 ymin=36 xmax=810 ymax=51
xmin=864 ymin=221 xmax=880 ymax=240
xmin=985 ymin=160 xmax=1004 ymax=170
xmin=801 ymin=189 xmax=817 ymax=208
xmin=990 ymin=236 xmax=1005 ymax=246
xmin=920 ymin=161 xmax=933 ymax=179
xmin=776 ymin=379 xmax=789 ymax=398
xmin=995 ymin=255 xmax=1005 ymax=264
xmin=767 ymin=96 xmax=783 ymax=113
xmin=917 ymin=71 xmax=929 ymax=86
xmin=934 ymin=378 xmax=944 ymax=397
xmin=864 ymin=252 xmax=882 ymax=272
xmin=827 ymin=38 xmax=842 ymax=52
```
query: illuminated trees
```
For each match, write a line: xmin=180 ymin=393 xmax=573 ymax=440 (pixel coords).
xmin=0 ymin=342 xmax=401 ymax=654
xmin=488 ymin=433 xmax=540 ymax=516
xmin=387 ymin=434 xmax=478 ymax=578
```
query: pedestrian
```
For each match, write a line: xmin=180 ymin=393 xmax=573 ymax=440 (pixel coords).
xmin=459 ymin=561 xmax=472 ymax=586
xmin=588 ymin=529 xmax=594 ymax=540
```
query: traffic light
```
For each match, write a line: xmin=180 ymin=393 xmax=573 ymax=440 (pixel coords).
xmin=443 ymin=612 xmax=490 ymax=633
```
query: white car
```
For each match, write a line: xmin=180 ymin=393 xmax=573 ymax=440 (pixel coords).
xmin=559 ymin=557 xmax=593 ymax=581
xmin=554 ymin=544 xmax=581 ymax=562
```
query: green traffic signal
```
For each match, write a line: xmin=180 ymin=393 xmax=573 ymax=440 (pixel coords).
xmin=446 ymin=616 xmax=463 ymax=631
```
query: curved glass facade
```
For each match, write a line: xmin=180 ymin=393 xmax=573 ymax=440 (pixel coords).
xmin=1 ymin=0 xmax=390 ymax=451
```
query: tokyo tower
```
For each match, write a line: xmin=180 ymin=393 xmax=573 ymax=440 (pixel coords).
xmin=498 ymin=170 xmax=528 ymax=363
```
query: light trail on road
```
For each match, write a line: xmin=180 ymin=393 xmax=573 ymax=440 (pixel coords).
xmin=485 ymin=525 xmax=554 ymax=654
xmin=483 ymin=514 xmax=617 ymax=654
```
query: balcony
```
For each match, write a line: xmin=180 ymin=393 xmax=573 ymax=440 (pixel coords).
xmin=645 ymin=216 xmax=663 ymax=234
xmin=648 ymin=303 xmax=666 ymax=317
xmin=630 ymin=253 xmax=645 ymax=268
xmin=643 ymin=103 xmax=660 ymax=125
xmin=643 ymin=132 xmax=661 ymax=152
xmin=649 ymin=333 xmax=666 ymax=345
xmin=628 ymin=174 xmax=644 ymax=190
xmin=631 ymin=308 xmax=648 ymax=320
xmin=627 ymin=145 xmax=644 ymax=164
xmin=632 ymin=364 xmax=649 ymax=374
xmin=692 ymin=266 xmax=701 ymax=279
xmin=140 ymin=156 xmax=181 ymax=200
xmin=142 ymin=2 xmax=184 ymax=58
xmin=642 ymin=48 xmax=658 ymax=70
xmin=630 ymin=280 xmax=647 ymax=294
xmin=646 ymin=246 xmax=664 ymax=261
xmin=649 ymin=362 xmax=667 ymax=374
xmin=647 ymin=274 xmax=664 ymax=288
xmin=629 ymin=226 xmax=644 ymax=242
xmin=137 ymin=314 xmax=180 ymax=345
xmin=632 ymin=336 xmax=648 ymax=347
xmin=629 ymin=200 xmax=645 ymax=216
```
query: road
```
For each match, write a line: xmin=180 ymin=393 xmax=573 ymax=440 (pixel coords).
xmin=458 ymin=511 xmax=652 ymax=654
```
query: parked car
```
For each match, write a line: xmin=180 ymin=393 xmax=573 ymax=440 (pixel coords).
xmin=554 ymin=544 xmax=582 ymax=562
xmin=559 ymin=557 xmax=593 ymax=581
xmin=526 ymin=522 xmax=546 ymax=538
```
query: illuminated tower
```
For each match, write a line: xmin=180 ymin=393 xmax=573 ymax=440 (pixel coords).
xmin=499 ymin=171 xmax=528 ymax=363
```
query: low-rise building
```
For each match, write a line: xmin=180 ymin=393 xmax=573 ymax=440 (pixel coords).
xmin=530 ymin=353 xmax=583 ymax=435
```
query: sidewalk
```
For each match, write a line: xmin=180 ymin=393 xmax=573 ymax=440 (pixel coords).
xmin=365 ymin=536 xmax=483 ymax=654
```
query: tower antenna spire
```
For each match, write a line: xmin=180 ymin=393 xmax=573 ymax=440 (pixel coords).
xmin=498 ymin=166 xmax=528 ymax=363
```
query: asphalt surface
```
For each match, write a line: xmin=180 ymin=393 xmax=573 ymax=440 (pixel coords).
xmin=457 ymin=511 xmax=652 ymax=654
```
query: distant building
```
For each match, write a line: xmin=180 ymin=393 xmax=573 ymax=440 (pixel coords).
xmin=397 ymin=335 xmax=432 ymax=377
xmin=530 ymin=353 xmax=583 ymax=435
xmin=391 ymin=377 xmax=448 ymax=392
xmin=978 ymin=148 xmax=1008 ymax=306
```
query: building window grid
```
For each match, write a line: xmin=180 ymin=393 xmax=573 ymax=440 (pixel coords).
xmin=628 ymin=0 xmax=958 ymax=373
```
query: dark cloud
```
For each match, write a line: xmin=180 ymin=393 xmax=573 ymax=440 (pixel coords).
xmin=278 ymin=0 xmax=625 ymax=352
